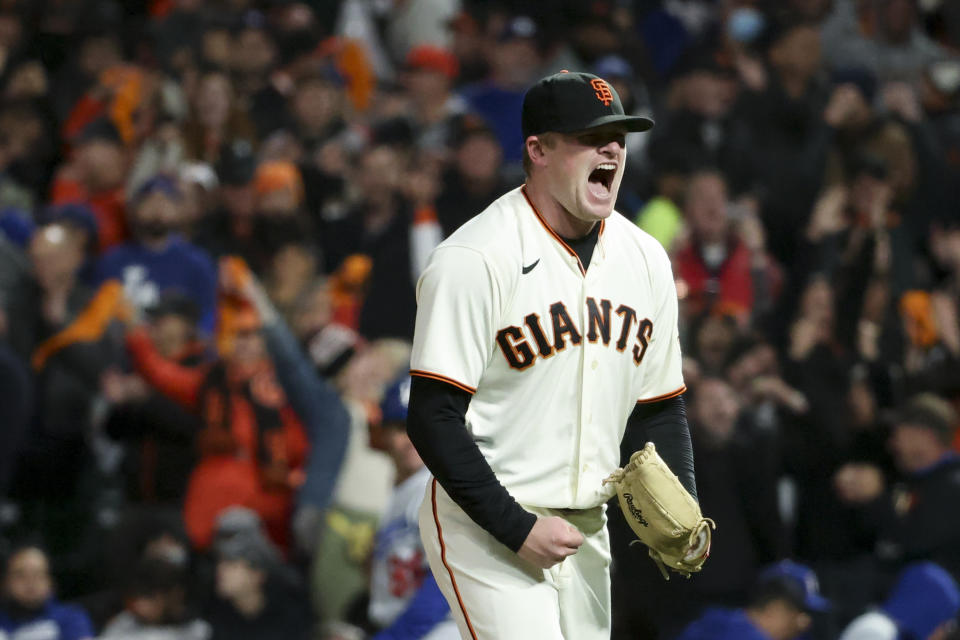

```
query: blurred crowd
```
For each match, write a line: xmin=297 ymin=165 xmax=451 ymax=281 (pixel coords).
xmin=0 ymin=0 xmax=959 ymax=638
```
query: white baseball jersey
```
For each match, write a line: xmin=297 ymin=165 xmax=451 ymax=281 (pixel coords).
xmin=369 ymin=466 xmax=459 ymax=639
xmin=410 ymin=185 xmax=685 ymax=510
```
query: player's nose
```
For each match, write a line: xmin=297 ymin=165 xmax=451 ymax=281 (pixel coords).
xmin=597 ymin=139 xmax=621 ymax=156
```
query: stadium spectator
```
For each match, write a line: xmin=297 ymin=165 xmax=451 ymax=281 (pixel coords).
xmin=674 ymin=170 xmax=780 ymax=326
xmin=0 ymin=100 xmax=55 ymax=213
xmin=127 ymin=259 xmax=348 ymax=550
xmin=205 ymin=522 xmax=311 ymax=640
xmin=821 ymin=0 xmax=949 ymax=82
xmin=675 ymin=560 xmax=829 ymax=640
xmin=5 ymin=221 xmax=126 ymax=500
xmin=686 ymin=378 xmax=783 ymax=605
xmin=634 ymin=149 xmax=690 ymax=252
xmin=323 ymin=137 xmax=440 ymax=340
xmin=459 ymin=15 xmax=542 ymax=167
xmin=74 ymin=507 xmax=194 ymax=632
xmin=401 ymin=44 xmax=465 ymax=152
xmin=647 ymin=49 xmax=755 ymax=194
xmin=839 ymin=562 xmax=959 ymax=640
xmin=195 ymin=139 xmax=259 ymax=263
xmin=737 ymin=19 xmax=830 ymax=264
xmin=0 ymin=543 xmax=94 ymax=640
xmin=834 ymin=394 xmax=960 ymax=582
xmin=96 ymin=174 xmax=218 ymax=333
xmin=365 ymin=374 xmax=457 ymax=639
xmin=98 ymin=556 xmax=210 ymax=640
xmin=434 ymin=117 xmax=510 ymax=237
xmin=182 ymin=69 xmax=257 ymax=165
xmin=249 ymin=160 xmax=315 ymax=287
xmin=102 ymin=294 xmax=204 ymax=505
xmin=50 ymin=118 xmax=128 ymax=252
xmin=289 ymin=65 xmax=347 ymax=161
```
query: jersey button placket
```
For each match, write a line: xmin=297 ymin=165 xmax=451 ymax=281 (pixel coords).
xmin=574 ymin=277 xmax=593 ymax=503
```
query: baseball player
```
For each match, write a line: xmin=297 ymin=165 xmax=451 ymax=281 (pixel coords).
xmin=368 ymin=374 xmax=460 ymax=640
xmin=407 ymin=70 xmax=699 ymax=639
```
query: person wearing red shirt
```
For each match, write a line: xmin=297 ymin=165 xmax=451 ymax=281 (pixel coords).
xmin=674 ymin=170 xmax=780 ymax=326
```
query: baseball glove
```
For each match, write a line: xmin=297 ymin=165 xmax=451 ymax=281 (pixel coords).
xmin=603 ymin=442 xmax=715 ymax=580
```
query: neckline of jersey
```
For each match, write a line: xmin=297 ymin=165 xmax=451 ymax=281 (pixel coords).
xmin=520 ymin=185 xmax=605 ymax=276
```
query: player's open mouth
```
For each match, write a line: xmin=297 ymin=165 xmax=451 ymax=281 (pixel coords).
xmin=588 ymin=163 xmax=616 ymax=199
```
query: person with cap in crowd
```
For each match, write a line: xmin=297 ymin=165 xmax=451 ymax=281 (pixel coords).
xmin=194 ymin=139 xmax=259 ymax=264
xmin=249 ymin=160 xmax=316 ymax=290
xmin=675 ymin=560 xmax=830 ymax=640
xmin=402 ymin=44 xmax=466 ymax=152
xmin=96 ymin=173 xmax=218 ymax=334
xmin=835 ymin=393 xmax=960 ymax=584
xmin=839 ymin=561 xmax=960 ymax=640
xmin=49 ymin=117 xmax=129 ymax=253
xmin=205 ymin=509 xmax=311 ymax=640
xmin=458 ymin=14 xmax=543 ymax=168
xmin=364 ymin=374 xmax=458 ymax=640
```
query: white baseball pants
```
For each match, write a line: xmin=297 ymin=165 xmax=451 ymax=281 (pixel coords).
xmin=419 ymin=479 xmax=611 ymax=640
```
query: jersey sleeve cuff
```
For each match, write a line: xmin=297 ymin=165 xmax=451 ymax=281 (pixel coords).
xmin=636 ymin=385 xmax=686 ymax=404
xmin=410 ymin=369 xmax=477 ymax=395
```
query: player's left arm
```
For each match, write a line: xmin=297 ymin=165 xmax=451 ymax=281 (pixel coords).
xmin=622 ymin=396 xmax=697 ymax=500
xmin=624 ymin=240 xmax=696 ymax=499
xmin=371 ymin=572 xmax=451 ymax=640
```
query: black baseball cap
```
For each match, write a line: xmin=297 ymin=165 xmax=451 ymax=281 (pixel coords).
xmin=521 ymin=71 xmax=654 ymax=139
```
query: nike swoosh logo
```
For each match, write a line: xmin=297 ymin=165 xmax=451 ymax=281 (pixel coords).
xmin=522 ymin=259 xmax=540 ymax=274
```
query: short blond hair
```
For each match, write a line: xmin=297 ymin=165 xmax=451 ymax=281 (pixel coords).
xmin=522 ymin=132 xmax=557 ymax=176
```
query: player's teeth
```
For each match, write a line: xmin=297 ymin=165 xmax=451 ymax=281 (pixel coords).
xmin=597 ymin=163 xmax=616 ymax=170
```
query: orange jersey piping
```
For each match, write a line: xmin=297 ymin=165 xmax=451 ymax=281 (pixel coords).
xmin=410 ymin=370 xmax=477 ymax=395
xmin=520 ymin=185 xmax=605 ymax=276
xmin=432 ymin=479 xmax=480 ymax=640
xmin=636 ymin=385 xmax=687 ymax=404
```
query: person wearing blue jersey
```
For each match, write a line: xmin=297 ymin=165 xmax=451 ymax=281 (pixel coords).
xmin=96 ymin=174 xmax=217 ymax=334
xmin=0 ymin=543 xmax=94 ymax=640
xmin=367 ymin=375 xmax=458 ymax=640
xmin=675 ymin=561 xmax=829 ymax=640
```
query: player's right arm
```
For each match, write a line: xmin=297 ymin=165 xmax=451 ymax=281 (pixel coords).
xmin=408 ymin=245 xmax=582 ymax=568
xmin=408 ymin=377 xmax=582 ymax=568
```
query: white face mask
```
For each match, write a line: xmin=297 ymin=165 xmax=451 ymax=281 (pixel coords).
xmin=701 ymin=242 xmax=727 ymax=270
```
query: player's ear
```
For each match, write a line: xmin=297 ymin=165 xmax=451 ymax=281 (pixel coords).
xmin=525 ymin=135 xmax=549 ymax=168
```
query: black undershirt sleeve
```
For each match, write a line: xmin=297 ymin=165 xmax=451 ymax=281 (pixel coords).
xmin=406 ymin=375 xmax=537 ymax=552
xmin=622 ymin=395 xmax=698 ymax=501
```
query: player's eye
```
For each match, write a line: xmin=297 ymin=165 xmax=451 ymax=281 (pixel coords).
xmin=577 ymin=133 xmax=625 ymax=148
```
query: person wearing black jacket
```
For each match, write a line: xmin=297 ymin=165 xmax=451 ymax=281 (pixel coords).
xmin=837 ymin=394 xmax=960 ymax=584
xmin=206 ymin=526 xmax=312 ymax=640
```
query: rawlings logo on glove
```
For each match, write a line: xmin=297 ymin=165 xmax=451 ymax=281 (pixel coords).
xmin=603 ymin=442 xmax=716 ymax=580
xmin=622 ymin=493 xmax=649 ymax=526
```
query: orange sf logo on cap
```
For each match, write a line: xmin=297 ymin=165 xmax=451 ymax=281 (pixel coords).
xmin=591 ymin=78 xmax=613 ymax=106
